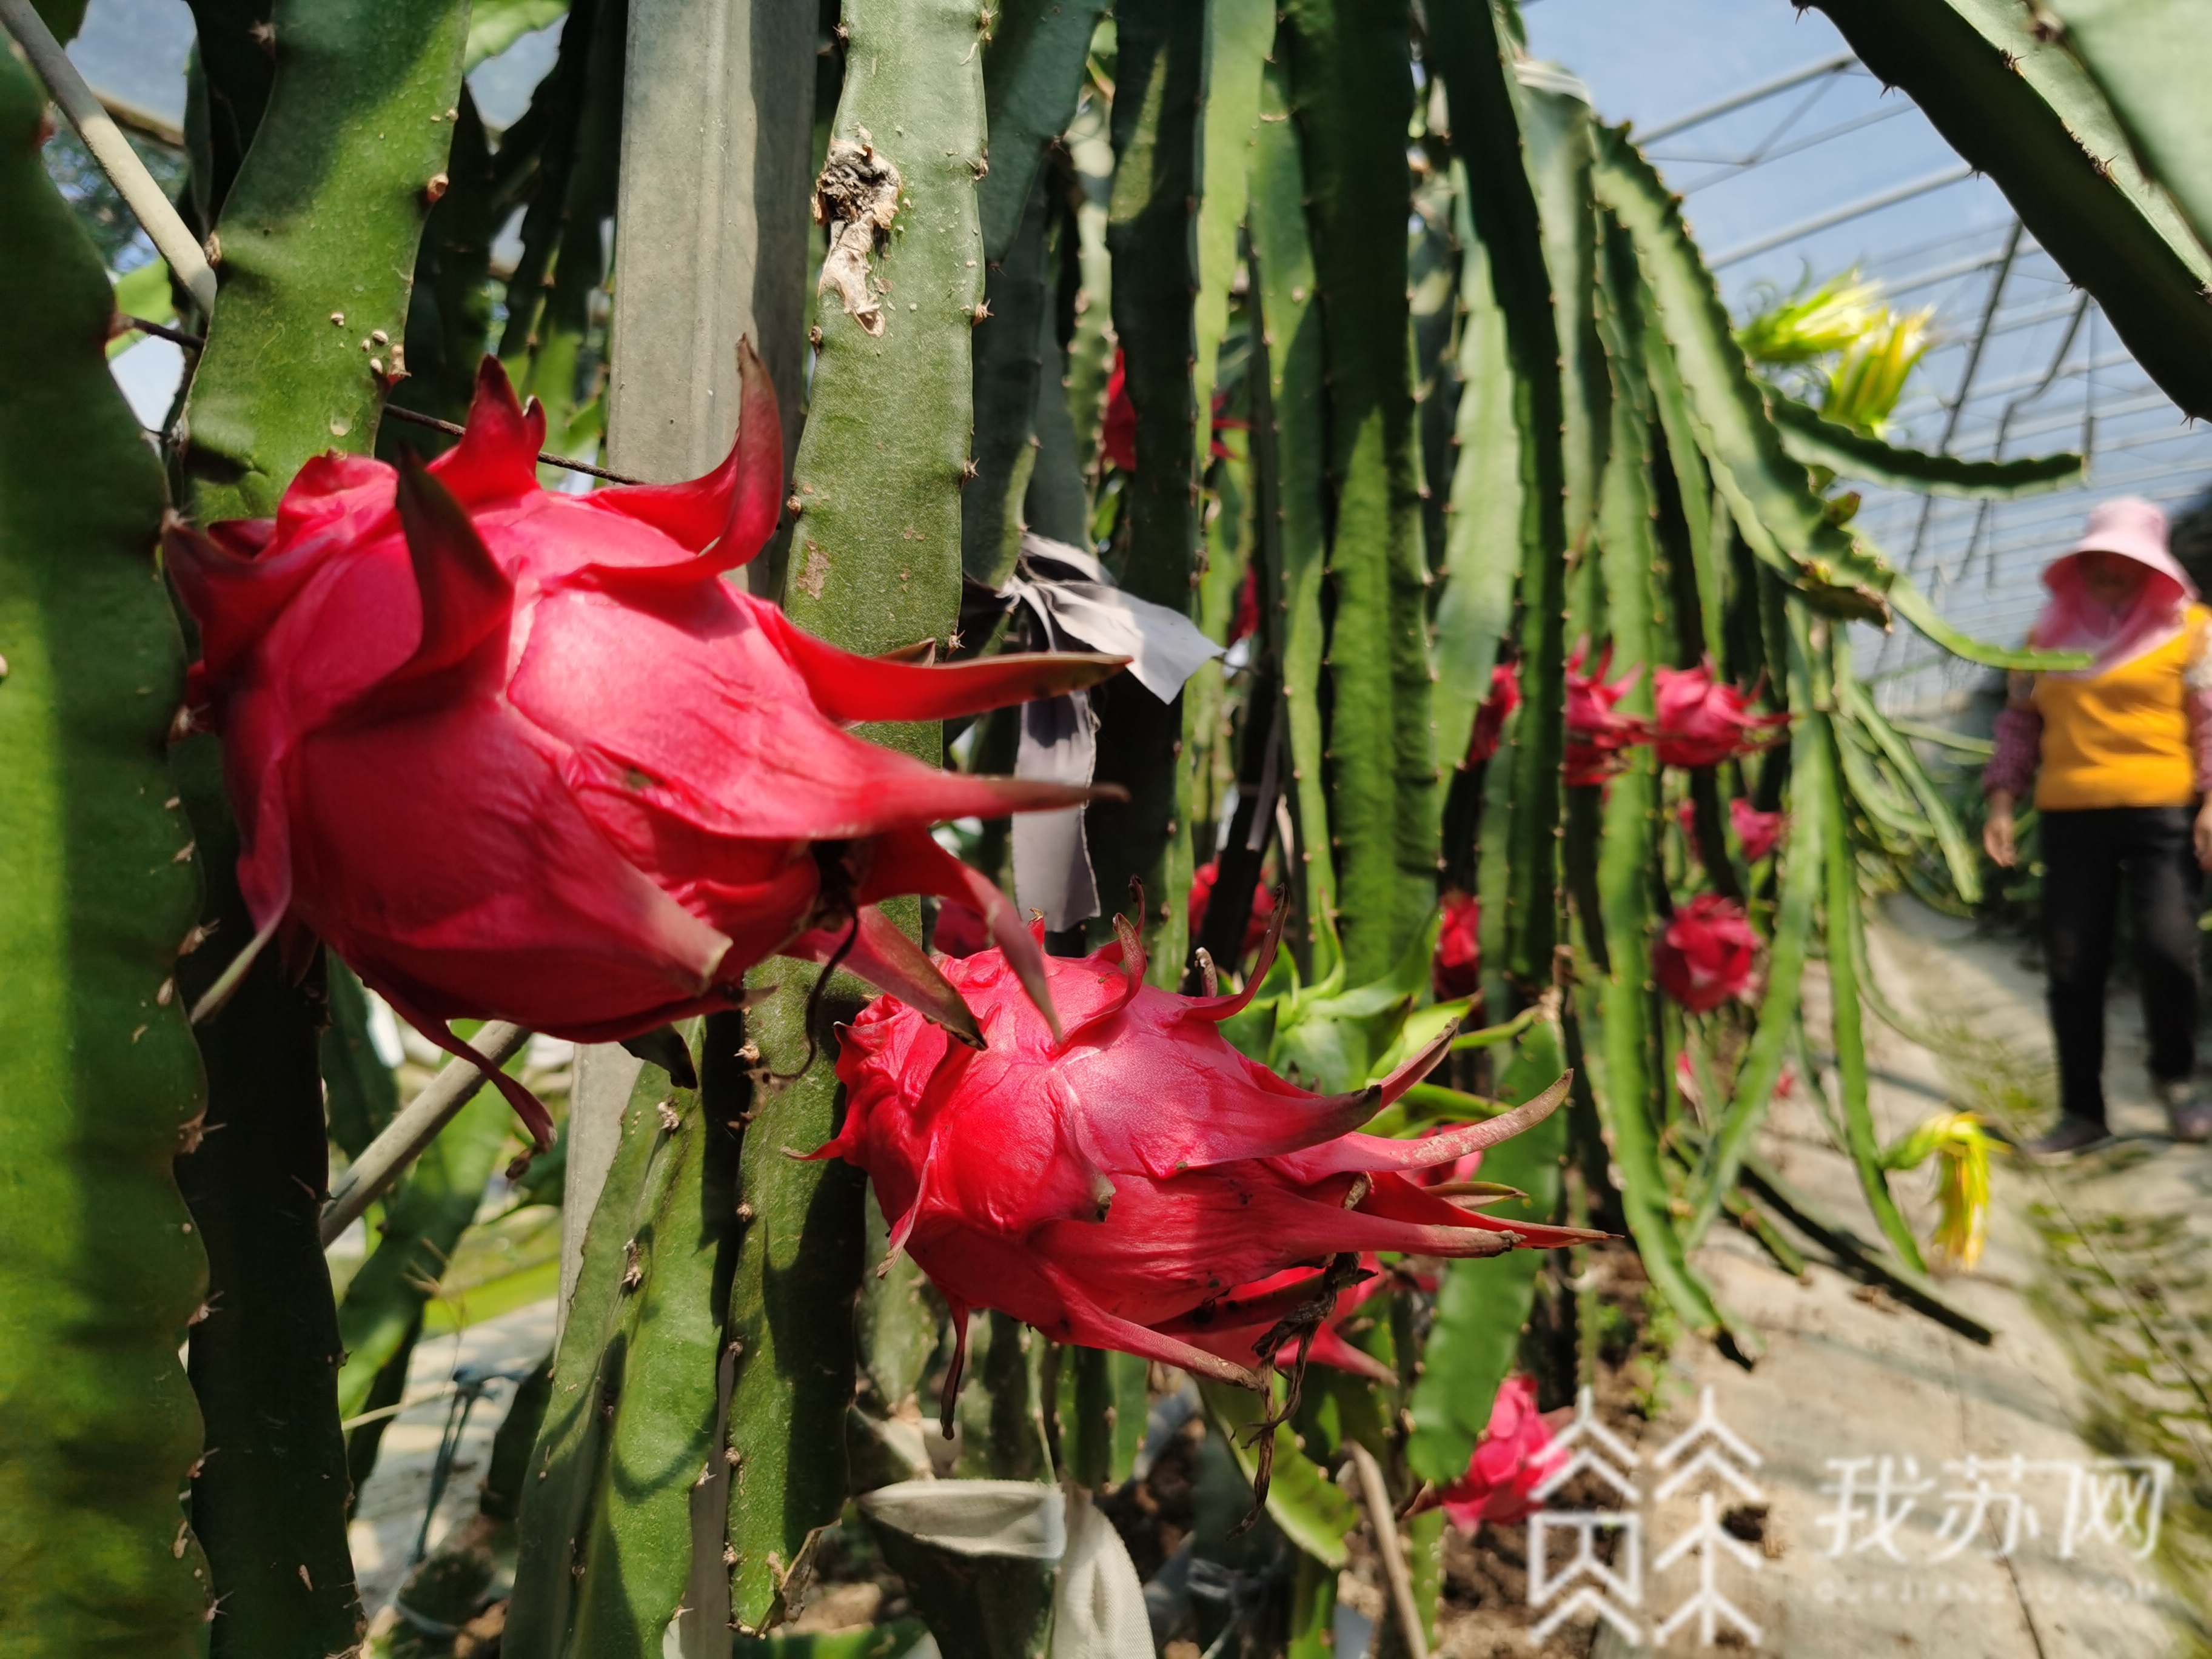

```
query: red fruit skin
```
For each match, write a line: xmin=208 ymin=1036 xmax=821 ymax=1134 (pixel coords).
xmin=1652 ymin=660 xmax=1788 ymax=770
xmin=1101 ymin=350 xmax=1136 ymax=475
xmin=1466 ymin=662 xmax=1521 ymax=765
xmin=931 ymin=900 xmax=992 ymax=959
xmin=1730 ymin=797 xmax=1784 ymax=863
xmin=1675 ymin=796 xmax=1786 ymax=865
xmin=1229 ymin=563 xmax=1261 ymax=646
xmin=1433 ymin=890 xmax=1481 ymax=1001
xmin=1187 ymin=860 xmax=1276 ymax=958
xmin=1439 ymin=1375 xmax=1570 ymax=1529
xmin=1563 ymin=640 xmax=1653 ymax=788
xmin=167 ymin=355 xmax=1118 ymax=1132
xmin=1652 ymin=893 xmax=1760 ymax=1013
xmin=820 ymin=933 xmax=1590 ymax=1387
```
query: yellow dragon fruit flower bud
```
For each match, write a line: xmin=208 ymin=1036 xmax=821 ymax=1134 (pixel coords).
xmin=1880 ymin=1111 xmax=2002 ymax=1273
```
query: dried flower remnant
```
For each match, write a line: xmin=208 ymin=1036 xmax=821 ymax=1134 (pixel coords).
xmin=813 ymin=132 xmax=902 ymax=337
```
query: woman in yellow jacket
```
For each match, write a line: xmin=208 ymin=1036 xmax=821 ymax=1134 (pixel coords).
xmin=1984 ymin=497 xmax=2212 ymax=1154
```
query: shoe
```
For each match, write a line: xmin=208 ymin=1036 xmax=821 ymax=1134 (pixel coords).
xmin=2157 ymin=1079 xmax=2212 ymax=1144
xmin=2025 ymin=1115 xmax=2113 ymax=1158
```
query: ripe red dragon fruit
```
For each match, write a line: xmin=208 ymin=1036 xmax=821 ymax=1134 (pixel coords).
xmin=818 ymin=910 xmax=1593 ymax=1418
xmin=1653 ymin=894 xmax=1760 ymax=1013
xmin=1432 ymin=891 xmax=1483 ymax=1002
xmin=1564 ymin=641 xmax=1652 ymax=788
xmin=1438 ymin=1375 xmax=1570 ymax=1528
xmin=1652 ymin=659 xmax=1788 ymax=769
xmin=166 ymin=349 xmax=1122 ymax=1148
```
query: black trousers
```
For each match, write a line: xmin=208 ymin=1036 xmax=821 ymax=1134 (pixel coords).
xmin=2041 ymin=805 xmax=2202 ymax=1123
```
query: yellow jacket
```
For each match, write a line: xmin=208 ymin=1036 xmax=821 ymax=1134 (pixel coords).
xmin=2020 ymin=604 xmax=2212 ymax=810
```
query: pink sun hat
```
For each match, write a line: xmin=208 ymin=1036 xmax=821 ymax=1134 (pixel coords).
xmin=2046 ymin=495 xmax=2197 ymax=598
xmin=2031 ymin=495 xmax=2201 ymax=673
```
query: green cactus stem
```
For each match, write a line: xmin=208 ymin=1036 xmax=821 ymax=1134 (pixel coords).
xmin=961 ymin=169 xmax=1054 ymax=585
xmin=784 ymin=0 xmax=981 ymax=663
xmin=722 ymin=983 xmax=869 ymax=1634
xmin=1088 ymin=0 xmax=1204 ymax=979
xmin=178 ymin=0 xmax=471 ymax=519
xmin=1190 ymin=0 xmax=1271 ymax=480
xmin=1429 ymin=163 xmax=1519 ymax=774
xmin=1282 ymin=0 xmax=1438 ymax=987
xmin=1247 ymin=59 xmax=1337 ymax=976
xmin=1834 ymin=657 xmax=1981 ymax=904
xmin=728 ymin=0 xmax=990 ymax=1632
xmin=1520 ymin=75 xmax=1609 ymax=561
xmin=1026 ymin=192 xmax=1097 ymax=546
xmin=0 ymin=50 xmax=212 ymax=1656
xmin=321 ymin=962 xmax=398 ymax=1158
xmin=858 ymin=1196 xmax=942 ymax=1421
xmin=568 ymin=1040 xmax=738 ymax=1657
xmin=1410 ymin=167 xmax=1460 ymax=609
xmin=1684 ymin=604 xmax=1830 ymax=1248
xmin=956 ymin=1313 xmax=1054 ymax=1482
xmin=976 ymin=0 xmax=1111 ymax=263
xmin=1062 ymin=89 xmax=1116 ymax=485
xmin=171 ymin=746 xmax=370 ymax=1656
xmin=167 ymin=4 xmax=472 ymax=1644
xmin=1805 ymin=0 xmax=2212 ymax=421
xmin=1591 ymin=129 xmax=1890 ymax=622
xmin=381 ymin=87 xmax=495 ymax=452
xmin=1169 ymin=0 xmax=1270 ymax=888
xmin=1644 ymin=323 xmax=1723 ymax=665
xmin=179 ymin=0 xmax=276 ymax=249
xmin=1425 ymin=0 xmax=1568 ymax=994
xmin=1022 ymin=192 xmax=1093 ymax=548
xmin=505 ymin=1039 xmax=733 ymax=1658
xmin=1055 ymin=1346 xmax=1146 ymax=1488
xmin=1766 ymin=395 xmax=2082 ymax=499
xmin=1580 ymin=271 xmax=1728 ymax=1345
xmin=1818 ymin=721 xmax=1928 ymax=1275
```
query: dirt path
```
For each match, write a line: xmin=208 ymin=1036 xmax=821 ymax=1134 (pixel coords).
xmin=1565 ymin=898 xmax=2211 ymax=1658
xmin=347 ymin=1299 xmax=555 ymax=1618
